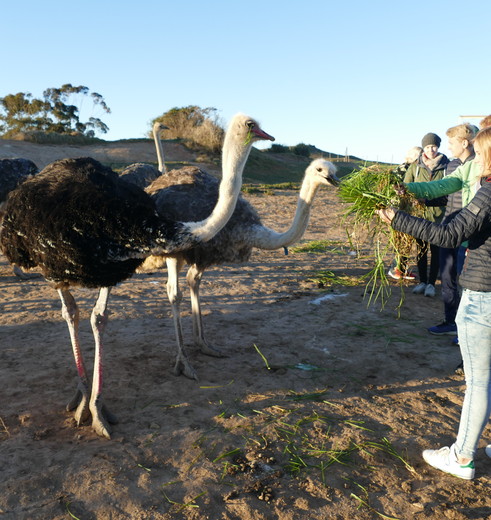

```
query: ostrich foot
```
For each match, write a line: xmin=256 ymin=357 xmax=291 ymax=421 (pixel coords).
xmin=90 ymin=401 xmax=117 ymax=440
xmin=199 ymin=342 xmax=225 ymax=358
xmin=66 ymin=385 xmax=90 ymax=425
xmin=173 ymin=354 xmax=198 ymax=381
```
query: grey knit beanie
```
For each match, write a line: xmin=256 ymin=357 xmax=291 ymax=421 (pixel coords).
xmin=421 ymin=132 xmax=441 ymax=148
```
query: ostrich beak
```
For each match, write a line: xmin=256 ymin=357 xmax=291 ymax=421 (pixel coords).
xmin=252 ymin=127 xmax=275 ymax=142
xmin=328 ymin=173 xmax=340 ymax=187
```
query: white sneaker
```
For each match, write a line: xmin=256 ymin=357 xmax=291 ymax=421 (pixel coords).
xmin=424 ymin=284 xmax=436 ymax=297
xmin=412 ymin=282 xmax=427 ymax=295
xmin=422 ymin=444 xmax=475 ymax=480
xmin=486 ymin=445 xmax=491 ymax=458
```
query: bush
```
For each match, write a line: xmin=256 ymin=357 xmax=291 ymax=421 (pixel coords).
xmin=292 ymin=143 xmax=310 ymax=157
xmin=151 ymin=106 xmax=225 ymax=155
xmin=268 ymin=144 xmax=289 ymax=153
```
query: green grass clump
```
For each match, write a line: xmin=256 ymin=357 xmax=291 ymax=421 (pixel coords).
xmin=338 ymin=165 xmax=425 ymax=308
xmin=291 ymin=239 xmax=344 ymax=254
xmin=308 ymin=270 xmax=364 ymax=287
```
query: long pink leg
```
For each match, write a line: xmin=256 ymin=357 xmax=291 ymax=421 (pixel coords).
xmin=89 ymin=287 xmax=117 ymax=439
xmin=166 ymin=257 xmax=198 ymax=380
xmin=187 ymin=264 xmax=223 ymax=357
xmin=58 ymin=288 xmax=90 ymax=425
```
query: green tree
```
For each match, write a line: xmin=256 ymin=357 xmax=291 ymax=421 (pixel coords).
xmin=0 ymin=84 xmax=111 ymax=138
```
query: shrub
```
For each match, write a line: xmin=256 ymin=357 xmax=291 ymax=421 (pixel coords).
xmin=268 ymin=143 xmax=289 ymax=153
xmin=292 ymin=143 xmax=310 ymax=157
xmin=151 ymin=106 xmax=225 ymax=155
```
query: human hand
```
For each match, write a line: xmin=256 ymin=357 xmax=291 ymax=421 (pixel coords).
xmin=376 ymin=207 xmax=396 ymax=224
xmin=394 ymin=183 xmax=407 ymax=197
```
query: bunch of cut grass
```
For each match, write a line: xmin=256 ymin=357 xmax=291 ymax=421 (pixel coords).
xmin=338 ymin=165 xmax=425 ymax=309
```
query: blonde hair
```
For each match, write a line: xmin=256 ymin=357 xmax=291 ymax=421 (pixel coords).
xmin=480 ymin=115 xmax=491 ymax=129
xmin=446 ymin=123 xmax=478 ymax=142
xmin=474 ymin=127 xmax=491 ymax=177
xmin=404 ymin=146 xmax=422 ymax=164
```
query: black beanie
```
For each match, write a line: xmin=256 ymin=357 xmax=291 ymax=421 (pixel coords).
xmin=421 ymin=132 xmax=441 ymax=148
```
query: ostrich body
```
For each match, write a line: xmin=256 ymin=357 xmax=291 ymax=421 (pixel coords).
xmin=118 ymin=122 xmax=168 ymax=188
xmin=0 ymin=113 xmax=273 ymax=438
xmin=0 ymin=158 xmax=40 ymax=279
xmin=142 ymin=158 xmax=339 ymax=379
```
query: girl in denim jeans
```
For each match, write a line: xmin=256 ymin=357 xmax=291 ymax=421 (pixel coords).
xmin=376 ymin=126 xmax=491 ymax=480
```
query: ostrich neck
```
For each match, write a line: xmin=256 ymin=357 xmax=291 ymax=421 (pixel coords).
xmin=153 ymin=127 xmax=166 ymax=173
xmin=184 ymin=135 xmax=253 ymax=242
xmin=251 ymin=176 xmax=320 ymax=250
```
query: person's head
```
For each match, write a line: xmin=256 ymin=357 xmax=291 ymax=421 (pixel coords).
xmin=405 ymin=146 xmax=422 ymax=164
xmin=480 ymin=115 xmax=491 ymax=129
xmin=421 ymin=132 xmax=441 ymax=159
xmin=473 ymin=127 xmax=491 ymax=177
xmin=446 ymin=123 xmax=478 ymax=161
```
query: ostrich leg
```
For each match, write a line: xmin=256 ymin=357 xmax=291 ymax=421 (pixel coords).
xmin=165 ymin=257 xmax=198 ymax=380
xmin=89 ymin=287 xmax=118 ymax=439
xmin=58 ymin=288 xmax=91 ymax=425
xmin=186 ymin=264 xmax=224 ymax=357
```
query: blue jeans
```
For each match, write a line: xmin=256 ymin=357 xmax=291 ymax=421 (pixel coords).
xmin=455 ymin=289 xmax=491 ymax=459
xmin=439 ymin=245 xmax=466 ymax=324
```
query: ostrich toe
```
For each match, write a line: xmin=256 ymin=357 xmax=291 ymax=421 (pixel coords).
xmin=66 ymin=385 xmax=90 ymax=425
xmin=173 ymin=355 xmax=199 ymax=381
xmin=199 ymin=342 xmax=225 ymax=358
xmin=90 ymin=401 xmax=113 ymax=439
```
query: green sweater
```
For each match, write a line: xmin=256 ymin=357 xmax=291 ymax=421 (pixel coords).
xmin=406 ymin=159 xmax=482 ymax=208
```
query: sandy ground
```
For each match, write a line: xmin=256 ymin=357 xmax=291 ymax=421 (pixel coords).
xmin=0 ymin=142 xmax=490 ymax=519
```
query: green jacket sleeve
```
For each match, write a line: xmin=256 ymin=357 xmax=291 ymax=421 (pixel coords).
xmin=406 ymin=176 xmax=463 ymax=199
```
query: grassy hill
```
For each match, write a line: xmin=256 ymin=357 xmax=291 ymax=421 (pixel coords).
xmin=242 ymin=147 xmax=388 ymax=185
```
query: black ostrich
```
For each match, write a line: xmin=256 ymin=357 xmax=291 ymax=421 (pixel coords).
xmin=0 ymin=158 xmax=40 ymax=279
xmin=142 ymin=158 xmax=339 ymax=380
xmin=0 ymin=113 xmax=274 ymax=438
xmin=0 ymin=157 xmax=38 ymax=203
xmin=118 ymin=122 xmax=168 ymax=188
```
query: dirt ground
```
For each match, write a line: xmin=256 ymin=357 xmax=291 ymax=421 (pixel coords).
xmin=0 ymin=141 xmax=490 ymax=519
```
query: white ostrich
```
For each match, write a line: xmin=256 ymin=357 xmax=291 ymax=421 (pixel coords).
xmin=142 ymin=158 xmax=339 ymax=379
xmin=0 ymin=113 xmax=274 ymax=438
xmin=118 ymin=121 xmax=169 ymax=188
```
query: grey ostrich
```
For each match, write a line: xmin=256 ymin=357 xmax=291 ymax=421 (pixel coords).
xmin=0 ymin=158 xmax=40 ymax=279
xmin=0 ymin=113 xmax=274 ymax=438
xmin=118 ymin=121 xmax=169 ymax=188
xmin=142 ymin=158 xmax=339 ymax=379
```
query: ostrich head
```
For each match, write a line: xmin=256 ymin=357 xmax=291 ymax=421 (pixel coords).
xmin=305 ymin=158 xmax=340 ymax=187
xmin=225 ymin=113 xmax=275 ymax=148
xmin=153 ymin=121 xmax=169 ymax=133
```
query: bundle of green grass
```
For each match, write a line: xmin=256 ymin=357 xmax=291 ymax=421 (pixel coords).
xmin=338 ymin=165 xmax=425 ymax=307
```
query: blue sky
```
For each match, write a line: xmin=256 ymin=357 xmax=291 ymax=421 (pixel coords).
xmin=2 ymin=0 xmax=490 ymax=163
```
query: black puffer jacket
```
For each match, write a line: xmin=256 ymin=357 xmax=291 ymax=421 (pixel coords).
xmin=392 ymin=178 xmax=491 ymax=292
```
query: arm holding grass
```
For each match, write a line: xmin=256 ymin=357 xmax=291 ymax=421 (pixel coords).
xmin=405 ymin=160 xmax=479 ymax=204
xmin=376 ymin=182 xmax=491 ymax=249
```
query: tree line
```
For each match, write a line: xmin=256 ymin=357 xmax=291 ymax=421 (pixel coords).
xmin=0 ymin=84 xmax=111 ymax=138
